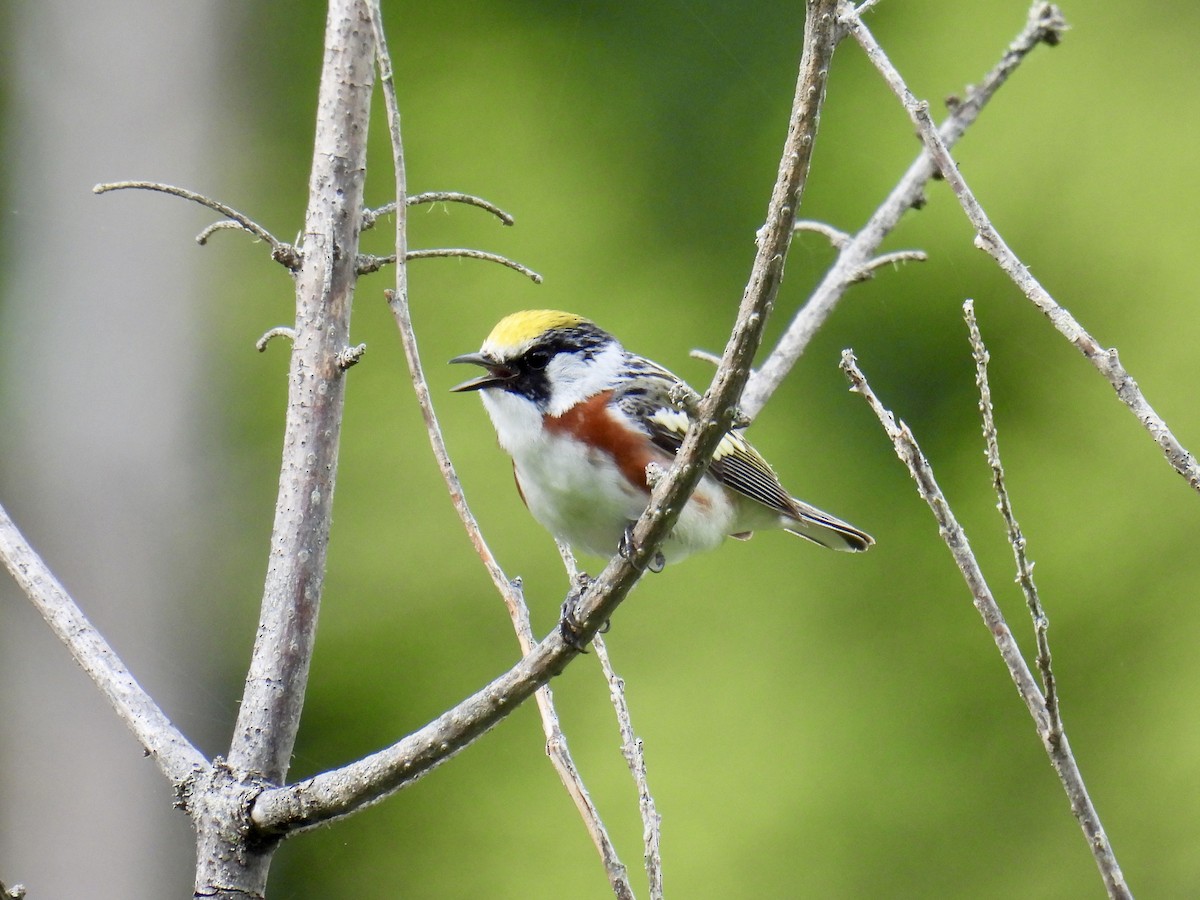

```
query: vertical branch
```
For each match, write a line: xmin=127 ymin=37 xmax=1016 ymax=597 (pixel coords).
xmin=227 ymin=0 xmax=375 ymax=785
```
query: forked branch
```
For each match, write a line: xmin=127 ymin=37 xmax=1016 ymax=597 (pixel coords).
xmin=840 ymin=350 xmax=1130 ymax=900
xmin=250 ymin=0 xmax=843 ymax=836
xmin=744 ymin=1 xmax=1068 ymax=418
xmin=839 ymin=0 xmax=1200 ymax=494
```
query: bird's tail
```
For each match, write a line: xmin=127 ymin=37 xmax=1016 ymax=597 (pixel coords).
xmin=782 ymin=498 xmax=874 ymax=552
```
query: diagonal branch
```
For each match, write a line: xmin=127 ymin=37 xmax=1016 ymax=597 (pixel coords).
xmin=965 ymin=300 xmax=1061 ymax=739
xmin=249 ymin=0 xmax=843 ymax=835
xmin=0 ymin=502 xmax=208 ymax=786
xmin=743 ymin=1 xmax=1067 ymax=418
xmin=840 ymin=350 xmax=1131 ymax=900
xmin=840 ymin=0 xmax=1200 ymax=494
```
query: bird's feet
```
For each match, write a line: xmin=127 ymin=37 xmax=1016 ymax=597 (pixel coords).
xmin=560 ymin=572 xmax=601 ymax=651
xmin=618 ymin=525 xmax=665 ymax=574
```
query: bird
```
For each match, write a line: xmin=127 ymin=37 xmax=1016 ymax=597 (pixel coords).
xmin=450 ymin=309 xmax=873 ymax=570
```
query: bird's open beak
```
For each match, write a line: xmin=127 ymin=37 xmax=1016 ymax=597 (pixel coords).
xmin=449 ymin=352 xmax=517 ymax=393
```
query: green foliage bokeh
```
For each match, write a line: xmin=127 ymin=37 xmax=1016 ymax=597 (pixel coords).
xmin=29 ymin=0 xmax=1200 ymax=896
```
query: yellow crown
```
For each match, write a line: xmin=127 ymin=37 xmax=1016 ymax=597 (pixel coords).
xmin=484 ymin=310 xmax=592 ymax=352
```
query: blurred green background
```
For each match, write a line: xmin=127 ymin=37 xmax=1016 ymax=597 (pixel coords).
xmin=3 ymin=0 xmax=1200 ymax=897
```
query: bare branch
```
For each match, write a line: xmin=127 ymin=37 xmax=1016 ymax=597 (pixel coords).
xmin=0 ymin=502 xmax=207 ymax=786
xmin=593 ymin=634 xmax=664 ymax=900
xmin=744 ymin=1 xmax=1067 ymax=419
xmin=225 ymin=0 xmax=375 ymax=793
xmin=255 ymin=326 xmax=297 ymax=352
xmin=93 ymin=180 xmax=301 ymax=269
xmin=841 ymin=3 xmax=1200 ymax=493
xmin=851 ymin=249 xmax=927 ymax=283
xmin=251 ymin=0 xmax=843 ymax=833
xmin=965 ymin=300 xmax=1060 ymax=739
xmin=362 ymin=191 xmax=516 ymax=231
xmin=840 ymin=349 xmax=1131 ymax=900
xmin=793 ymin=219 xmax=850 ymax=248
xmin=359 ymin=248 xmax=543 ymax=283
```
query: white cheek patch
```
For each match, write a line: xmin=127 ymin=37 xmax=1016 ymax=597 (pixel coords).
xmin=545 ymin=343 xmax=625 ymax=416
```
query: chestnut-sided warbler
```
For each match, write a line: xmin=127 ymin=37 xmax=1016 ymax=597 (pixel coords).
xmin=451 ymin=310 xmax=872 ymax=567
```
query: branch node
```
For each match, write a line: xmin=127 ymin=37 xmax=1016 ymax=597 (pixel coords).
xmin=337 ymin=343 xmax=368 ymax=370
xmin=256 ymin=326 xmax=297 ymax=352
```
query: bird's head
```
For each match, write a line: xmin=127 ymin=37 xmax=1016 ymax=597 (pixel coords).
xmin=451 ymin=310 xmax=623 ymax=415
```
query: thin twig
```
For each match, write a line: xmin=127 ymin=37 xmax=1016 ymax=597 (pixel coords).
xmin=557 ymin=542 xmax=655 ymax=898
xmin=793 ymin=219 xmax=851 ymax=248
xmin=840 ymin=349 xmax=1131 ymax=900
xmin=93 ymin=180 xmax=301 ymax=269
xmin=964 ymin=300 xmax=1060 ymax=739
xmin=593 ymin=634 xmax=664 ymax=900
xmin=255 ymin=326 xmax=297 ymax=352
xmin=0 ymin=502 xmax=208 ymax=787
xmin=364 ymin=7 xmax=632 ymax=897
xmin=362 ymin=191 xmax=516 ymax=231
xmin=743 ymin=1 xmax=1067 ymax=419
xmin=850 ymin=249 xmax=927 ymax=283
xmin=250 ymin=0 xmax=843 ymax=835
xmin=359 ymin=248 xmax=543 ymax=282
xmin=841 ymin=2 xmax=1200 ymax=494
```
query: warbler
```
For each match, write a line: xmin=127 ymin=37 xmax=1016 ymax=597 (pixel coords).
xmin=451 ymin=310 xmax=872 ymax=568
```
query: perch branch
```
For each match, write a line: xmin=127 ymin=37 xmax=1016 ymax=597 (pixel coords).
xmin=840 ymin=350 xmax=1130 ymax=900
xmin=0 ymin=502 xmax=207 ymax=786
xmin=743 ymin=1 xmax=1067 ymax=419
xmin=841 ymin=1 xmax=1200 ymax=494
xmin=965 ymin=300 xmax=1060 ymax=738
xmin=250 ymin=0 xmax=843 ymax=834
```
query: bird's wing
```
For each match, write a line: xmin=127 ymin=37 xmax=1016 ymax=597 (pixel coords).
xmin=612 ymin=361 xmax=796 ymax=519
